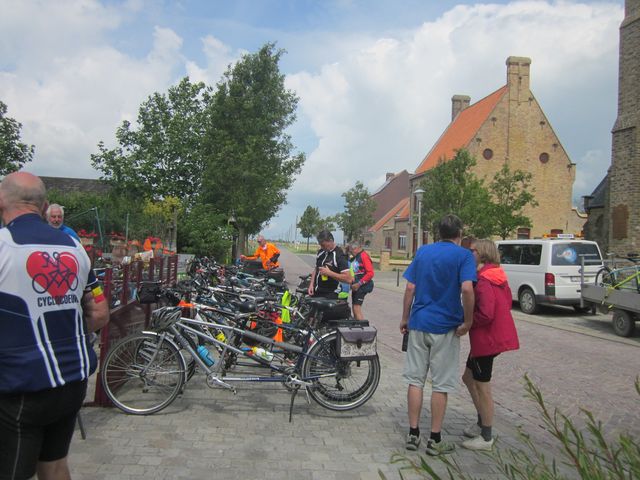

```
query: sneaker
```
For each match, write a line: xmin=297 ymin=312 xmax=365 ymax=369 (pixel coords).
xmin=425 ymin=439 xmax=455 ymax=456
xmin=463 ymin=423 xmax=482 ymax=438
xmin=405 ymin=434 xmax=421 ymax=451
xmin=461 ymin=435 xmax=494 ymax=451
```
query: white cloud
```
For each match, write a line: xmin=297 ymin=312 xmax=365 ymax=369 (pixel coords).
xmin=0 ymin=1 xmax=188 ymax=178
xmin=0 ymin=0 xmax=623 ymax=240
xmin=285 ymin=0 xmax=622 ymax=206
xmin=185 ymin=35 xmax=244 ymax=86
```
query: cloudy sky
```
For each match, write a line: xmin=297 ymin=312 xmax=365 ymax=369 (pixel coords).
xmin=0 ymin=0 xmax=623 ymax=240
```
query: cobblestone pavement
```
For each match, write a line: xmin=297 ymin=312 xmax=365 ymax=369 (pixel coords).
xmin=69 ymin=248 xmax=639 ymax=479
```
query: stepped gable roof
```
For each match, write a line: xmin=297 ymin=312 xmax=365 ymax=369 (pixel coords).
xmin=415 ymin=85 xmax=507 ymax=175
xmin=369 ymin=197 xmax=409 ymax=232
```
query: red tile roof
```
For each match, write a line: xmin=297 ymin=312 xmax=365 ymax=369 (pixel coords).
xmin=369 ymin=197 xmax=409 ymax=232
xmin=415 ymin=86 xmax=507 ymax=174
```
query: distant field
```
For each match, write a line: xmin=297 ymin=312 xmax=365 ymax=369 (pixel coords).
xmin=279 ymin=241 xmax=319 ymax=254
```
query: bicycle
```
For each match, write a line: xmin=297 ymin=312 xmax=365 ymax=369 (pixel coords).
xmin=100 ymin=301 xmax=380 ymax=419
xmin=595 ymin=253 xmax=640 ymax=293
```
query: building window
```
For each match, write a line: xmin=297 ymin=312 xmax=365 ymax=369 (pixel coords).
xmin=483 ymin=148 xmax=493 ymax=160
xmin=539 ymin=152 xmax=549 ymax=164
xmin=550 ymin=229 xmax=563 ymax=236
xmin=517 ymin=228 xmax=531 ymax=239
xmin=398 ymin=233 xmax=407 ymax=250
xmin=385 ymin=236 xmax=392 ymax=250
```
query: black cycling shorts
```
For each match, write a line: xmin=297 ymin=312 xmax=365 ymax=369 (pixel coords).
xmin=0 ymin=380 xmax=87 ymax=480
xmin=466 ymin=354 xmax=498 ymax=383
xmin=352 ymin=281 xmax=374 ymax=306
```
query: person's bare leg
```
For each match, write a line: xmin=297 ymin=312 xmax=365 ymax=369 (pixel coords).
xmin=36 ymin=457 xmax=71 ymax=480
xmin=462 ymin=367 xmax=481 ymax=415
xmin=430 ymin=391 xmax=448 ymax=433
xmin=475 ymin=381 xmax=494 ymax=429
xmin=352 ymin=304 xmax=364 ymax=320
xmin=407 ymin=384 xmax=424 ymax=429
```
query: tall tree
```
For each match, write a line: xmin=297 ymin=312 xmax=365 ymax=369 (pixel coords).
xmin=0 ymin=100 xmax=34 ymax=175
xmin=297 ymin=205 xmax=321 ymax=252
xmin=489 ymin=164 xmax=538 ymax=239
xmin=419 ymin=149 xmax=494 ymax=239
xmin=200 ymin=43 xmax=305 ymax=254
xmin=337 ymin=181 xmax=376 ymax=242
xmin=91 ymin=78 xmax=208 ymax=203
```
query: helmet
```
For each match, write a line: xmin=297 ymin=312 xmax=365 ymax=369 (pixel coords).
xmin=150 ymin=307 xmax=182 ymax=330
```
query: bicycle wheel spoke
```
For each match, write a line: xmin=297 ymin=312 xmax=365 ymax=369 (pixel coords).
xmin=101 ymin=333 xmax=186 ymax=415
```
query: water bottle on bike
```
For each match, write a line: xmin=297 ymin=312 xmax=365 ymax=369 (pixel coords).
xmin=196 ymin=345 xmax=215 ymax=366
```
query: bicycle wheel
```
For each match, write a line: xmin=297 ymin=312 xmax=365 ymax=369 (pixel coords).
xmin=595 ymin=267 xmax=614 ymax=287
xmin=101 ymin=333 xmax=186 ymax=415
xmin=302 ymin=331 xmax=380 ymax=411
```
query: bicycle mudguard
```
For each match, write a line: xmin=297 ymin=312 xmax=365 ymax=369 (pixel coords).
xmin=335 ymin=326 xmax=377 ymax=360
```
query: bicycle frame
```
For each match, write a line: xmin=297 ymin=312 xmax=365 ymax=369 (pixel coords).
xmin=153 ymin=312 xmax=334 ymax=391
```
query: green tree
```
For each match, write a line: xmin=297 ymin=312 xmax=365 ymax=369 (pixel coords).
xmin=337 ymin=181 xmax=376 ymax=242
xmin=178 ymin=203 xmax=232 ymax=259
xmin=200 ymin=43 xmax=305 ymax=254
xmin=0 ymin=100 xmax=34 ymax=175
xmin=298 ymin=205 xmax=322 ymax=252
xmin=91 ymin=78 xmax=208 ymax=203
xmin=419 ymin=149 xmax=494 ymax=239
xmin=490 ymin=164 xmax=538 ymax=239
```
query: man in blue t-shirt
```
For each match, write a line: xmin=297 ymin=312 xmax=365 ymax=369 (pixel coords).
xmin=400 ymin=214 xmax=476 ymax=456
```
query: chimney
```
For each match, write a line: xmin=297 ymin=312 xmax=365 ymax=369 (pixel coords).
xmin=386 ymin=172 xmax=395 ymax=181
xmin=506 ymin=56 xmax=531 ymax=98
xmin=451 ymin=95 xmax=471 ymax=121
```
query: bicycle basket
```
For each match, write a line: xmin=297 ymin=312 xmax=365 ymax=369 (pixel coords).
xmin=150 ymin=307 xmax=182 ymax=330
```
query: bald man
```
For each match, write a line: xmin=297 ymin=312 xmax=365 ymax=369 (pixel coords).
xmin=0 ymin=172 xmax=109 ymax=480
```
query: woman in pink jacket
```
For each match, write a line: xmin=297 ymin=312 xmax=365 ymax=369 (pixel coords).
xmin=461 ymin=239 xmax=520 ymax=451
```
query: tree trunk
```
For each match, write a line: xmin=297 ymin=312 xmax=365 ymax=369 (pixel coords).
xmin=237 ymin=226 xmax=246 ymax=256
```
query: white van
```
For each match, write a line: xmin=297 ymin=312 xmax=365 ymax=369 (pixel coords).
xmin=495 ymin=238 xmax=603 ymax=314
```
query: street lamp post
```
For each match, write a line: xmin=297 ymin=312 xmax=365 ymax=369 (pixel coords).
xmin=414 ymin=188 xmax=425 ymax=251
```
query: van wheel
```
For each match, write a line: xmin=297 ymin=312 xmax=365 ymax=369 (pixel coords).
xmin=518 ymin=288 xmax=539 ymax=315
xmin=612 ymin=310 xmax=636 ymax=337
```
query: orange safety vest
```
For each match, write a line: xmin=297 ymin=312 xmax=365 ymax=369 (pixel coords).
xmin=247 ymin=243 xmax=280 ymax=270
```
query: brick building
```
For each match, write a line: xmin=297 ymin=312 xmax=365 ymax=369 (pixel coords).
xmin=583 ymin=0 xmax=639 ymax=255
xmin=373 ymin=56 xmax=583 ymax=257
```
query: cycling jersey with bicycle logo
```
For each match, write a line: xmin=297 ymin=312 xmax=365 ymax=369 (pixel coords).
xmin=0 ymin=213 xmax=98 ymax=393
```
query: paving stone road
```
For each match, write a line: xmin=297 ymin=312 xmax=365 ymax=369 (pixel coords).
xmin=69 ymin=247 xmax=640 ymax=479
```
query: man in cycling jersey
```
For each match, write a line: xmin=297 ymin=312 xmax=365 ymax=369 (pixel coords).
xmin=308 ymin=230 xmax=352 ymax=298
xmin=0 ymin=172 xmax=109 ymax=480
xmin=348 ymin=240 xmax=375 ymax=320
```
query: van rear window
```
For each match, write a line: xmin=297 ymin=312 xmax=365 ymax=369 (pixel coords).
xmin=551 ymin=243 xmax=602 ymax=266
xmin=499 ymin=244 xmax=542 ymax=265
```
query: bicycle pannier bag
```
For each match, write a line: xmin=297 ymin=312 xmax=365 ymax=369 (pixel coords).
xmin=336 ymin=326 xmax=377 ymax=360
xmin=138 ymin=281 xmax=161 ymax=304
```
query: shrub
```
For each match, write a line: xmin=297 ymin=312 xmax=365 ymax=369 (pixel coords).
xmin=381 ymin=374 xmax=640 ymax=480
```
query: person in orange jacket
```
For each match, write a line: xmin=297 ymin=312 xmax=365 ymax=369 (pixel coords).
xmin=240 ymin=235 xmax=280 ymax=270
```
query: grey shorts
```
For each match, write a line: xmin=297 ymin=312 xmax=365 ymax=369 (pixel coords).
xmin=403 ymin=329 xmax=460 ymax=392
